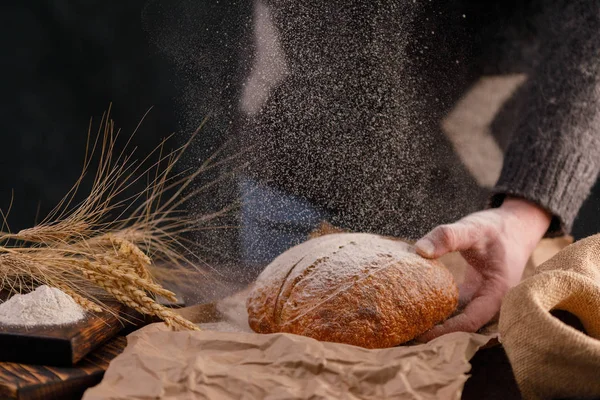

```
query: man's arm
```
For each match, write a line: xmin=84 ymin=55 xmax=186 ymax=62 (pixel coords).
xmin=415 ymin=0 xmax=600 ymax=339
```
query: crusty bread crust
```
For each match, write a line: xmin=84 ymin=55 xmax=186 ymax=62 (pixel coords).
xmin=247 ymin=233 xmax=458 ymax=348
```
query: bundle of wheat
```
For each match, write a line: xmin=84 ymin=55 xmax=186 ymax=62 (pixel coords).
xmin=0 ymin=109 xmax=240 ymax=330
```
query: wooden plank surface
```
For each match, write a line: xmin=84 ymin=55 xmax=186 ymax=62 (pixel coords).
xmin=0 ymin=303 xmax=131 ymax=367
xmin=0 ymin=335 xmax=127 ymax=400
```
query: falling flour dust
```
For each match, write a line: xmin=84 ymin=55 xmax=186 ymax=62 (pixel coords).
xmin=0 ymin=285 xmax=85 ymax=327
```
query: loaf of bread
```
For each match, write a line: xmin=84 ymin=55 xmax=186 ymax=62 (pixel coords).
xmin=246 ymin=233 xmax=458 ymax=348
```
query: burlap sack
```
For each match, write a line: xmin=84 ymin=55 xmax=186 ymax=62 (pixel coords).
xmin=499 ymin=234 xmax=600 ymax=400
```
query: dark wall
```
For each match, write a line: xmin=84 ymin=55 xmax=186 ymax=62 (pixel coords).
xmin=0 ymin=1 xmax=181 ymax=232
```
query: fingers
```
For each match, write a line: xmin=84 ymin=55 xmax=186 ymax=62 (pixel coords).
xmin=416 ymin=288 xmax=504 ymax=342
xmin=415 ymin=221 xmax=479 ymax=259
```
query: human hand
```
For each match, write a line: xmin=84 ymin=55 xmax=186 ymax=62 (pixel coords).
xmin=414 ymin=196 xmax=552 ymax=341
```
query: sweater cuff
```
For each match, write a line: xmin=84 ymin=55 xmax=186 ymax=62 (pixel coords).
xmin=489 ymin=138 xmax=599 ymax=237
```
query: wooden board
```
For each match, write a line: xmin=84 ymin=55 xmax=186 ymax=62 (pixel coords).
xmin=0 ymin=335 xmax=127 ymax=400
xmin=0 ymin=303 xmax=132 ymax=367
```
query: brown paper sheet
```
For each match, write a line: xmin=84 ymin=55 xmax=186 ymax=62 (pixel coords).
xmin=84 ymin=287 xmax=494 ymax=400
xmin=83 ymin=323 xmax=492 ymax=400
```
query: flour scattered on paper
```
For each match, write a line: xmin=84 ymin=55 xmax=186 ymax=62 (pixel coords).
xmin=198 ymin=321 xmax=248 ymax=333
xmin=0 ymin=285 xmax=85 ymax=327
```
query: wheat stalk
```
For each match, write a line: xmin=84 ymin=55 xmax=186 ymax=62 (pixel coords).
xmin=0 ymin=108 xmax=242 ymax=331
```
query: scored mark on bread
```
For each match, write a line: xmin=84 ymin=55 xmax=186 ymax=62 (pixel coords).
xmin=276 ymin=257 xmax=330 ymax=327
xmin=273 ymin=256 xmax=306 ymax=327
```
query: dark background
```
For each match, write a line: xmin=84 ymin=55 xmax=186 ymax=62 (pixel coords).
xmin=0 ymin=1 xmax=182 ymax=232
xmin=1 ymin=1 xmax=598 ymax=242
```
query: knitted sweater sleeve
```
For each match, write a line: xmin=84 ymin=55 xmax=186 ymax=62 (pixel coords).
xmin=490 ymin=1 xmax=600 ymax=236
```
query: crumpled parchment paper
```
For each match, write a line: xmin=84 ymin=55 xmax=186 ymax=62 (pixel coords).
xmin=83 ymin=323 xmax=492 ymax=400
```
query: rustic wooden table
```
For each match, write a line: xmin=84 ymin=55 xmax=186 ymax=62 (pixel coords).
xmin=0 ymin=336 xmax=127 ymax=400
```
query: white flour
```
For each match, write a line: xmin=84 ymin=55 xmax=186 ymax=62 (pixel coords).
xmin=0 ymin=285 xmax=85 ymax=327
xmin=256 ymin=232 xmax=420 ymax=289
xmin=198 ymin=321 xmax=249 ymax=333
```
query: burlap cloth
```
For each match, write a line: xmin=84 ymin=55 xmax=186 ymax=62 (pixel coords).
xmin=499 ymin=234 xmax=600 ymax=400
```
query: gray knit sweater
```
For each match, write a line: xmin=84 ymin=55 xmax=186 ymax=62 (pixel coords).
xmin=237 ymin=0 xmax=600 ymax=238
xmin=144 ymin=0 xmax=600 ymax=239
xmin=488 ymin=1 xmax=600 ymax=235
